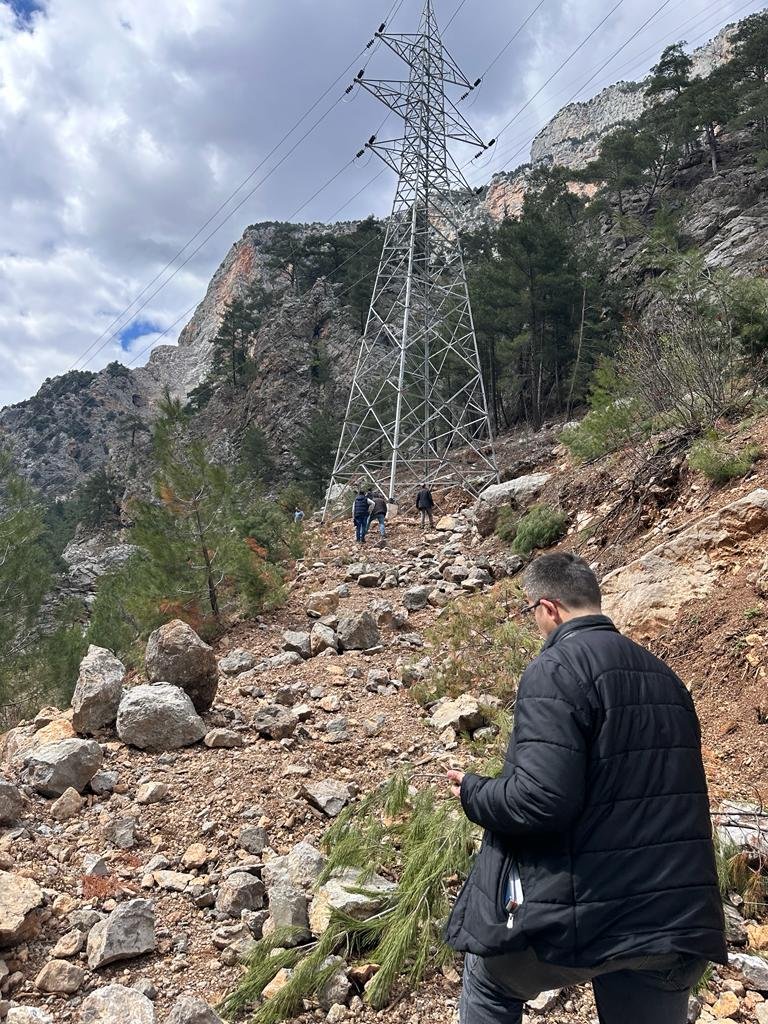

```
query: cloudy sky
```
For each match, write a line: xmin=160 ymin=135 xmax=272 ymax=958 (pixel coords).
xmin=0 ymin=0 xmax=763 ymax=407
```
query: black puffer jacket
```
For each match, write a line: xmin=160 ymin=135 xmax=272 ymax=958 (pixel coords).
xmin=445 ymin=615 xmax=727 ymax=967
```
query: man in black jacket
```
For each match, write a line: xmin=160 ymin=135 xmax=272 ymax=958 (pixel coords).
xmin=416 ymin=483 xmax=435 ymax=529
xmin=446 ymin=552 xmax=726 ymax=1024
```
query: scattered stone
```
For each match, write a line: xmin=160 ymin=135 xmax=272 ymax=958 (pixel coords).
xmin=402 ymin=586 xmax=430 ymax=611
xmin=110 ymin=815 xmax=139 ymax=850
xmin=71 ymin=645 xmax=125 ymax=735
xmin=266 ymin=881 xmax=310 ymax=943
xmin=306 ymin=590 xmax=340 ymax=618
xmin=310 ymin=868 xmax=396 ymax=935
xmin=318 ymin=957 xmax=352 ymax=1011
xmin=116 ymin=684 xmax=206 ymax=751
xmin=282 ymin=630 xmax=311 ymax=659
xmin=6 ymin=1010 xmax=53 ymax=1024
xmin=336 ymin=611 xmax=380 ymax=652
xmin=730 ymin=951 xmax=768 ymax=991
xmin=50 ymin=786 xmax=83 ymax=822
xmin=0 ymin=780 xmax=23 ymax=824
xmin=310 ymin=622 xmax=340 ymax=657
xmin=357 ymin=572 xmax=382 ymax=588
xmin=263 ymin=968 xmax=293 ymax=1000
xmin=526 ymin=989 xmax=560 ymax=1012
xmin=166 ymin=996 xmax=224 ymax=1023
xmin=269 ymin=651 xmax=304 ymax=669
xmin=152 ymin=870 xmax=194 ymax=892
xmin=0 ymin=868 xmax=45 ymax=946
xmin=429 ymin=694 xmax=489 ymax=734
xmin=80 ymin=983 xmax=155 ymax=1023
xmin=86 ymin=899 xmax=156 ymax=969
xmin=303 ymin=780 xmax=355 ymax=817
xmin=215 ymin=873 xmax=265 ymax=917
xmin=22 ymin=738 xmax=103 ymax=797
xmin=182 ymin=843 xmax=209 ymax=869
xmin=724 ymin=903 xmax=748 ymax=945
xmin=136 ymin=782 xmax=169 ymax=805
xmin=239 ymin=827 xmax=268 ymax=855
xmin=145 ymin=619 xmax=218 ymax=712
xmin=204 ymin=728 xmax=244 ymax=749
xmin=132 ymin=978 xmax=158 ymax=1000
xmin=711 ymin=990 xmax=740 ymax=1018
xmin=52 ymin=929 xmax=85 ymax=958
xmin=252 ymin=706 xmax=297 ymax=740
xmin=90 ymin=770 xmax=119 ymax=796
xmin=35 ymin=957 xmax=84 ymax=994
xmin=747 ymin=923 xmax=768 ymax=950
xmin=436 ymin=515 xmax=459 ymax=531
xmin=218 ymin=648 xmax=257 ymax=676
xmin=319 ymin=694 xmax=342 ymax=713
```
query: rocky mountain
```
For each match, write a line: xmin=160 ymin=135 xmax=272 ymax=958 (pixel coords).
xmin=0 ymin=16 xmax=761 ymax=502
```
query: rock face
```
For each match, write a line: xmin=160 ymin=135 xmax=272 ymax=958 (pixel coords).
xmin=71 ymin=645 xmax=125 ymax=734
xmin=145 ymin=620 xmax=218 ymax=712
xmin=116 ymin=684 xmax=206 ymax=750
xmin=86 ymin=899 xmax=156 ymax=969
xmin=22 ymin=738 xmax=103 ymax=796
xmin=0 ymin=871 xmax=44 ymax=947
xmin=603 ymin=488 xmax=768 ymax=639
xmin=529 ymin=26 xmax=734 ymax=171
xmin=80 ymin=983 xmax=155 ymax=1023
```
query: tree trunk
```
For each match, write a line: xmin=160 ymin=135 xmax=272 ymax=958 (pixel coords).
xmin=707 ymin=124 xmax=718 ymax=173
xmin=567 ymin=285 xmax=588 ymax=418
xmin=193 ymin=504 xmax=219 ymax=619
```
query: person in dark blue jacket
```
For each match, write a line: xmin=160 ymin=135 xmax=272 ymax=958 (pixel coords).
xmin=352 ymin=490 xmax=373 ymax=544
xmin=446 ymin=552 xmax=726 ymax=1024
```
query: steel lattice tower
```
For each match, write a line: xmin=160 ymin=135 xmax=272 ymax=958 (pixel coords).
xmin=325 ymin=0 xmax=499 ymax=514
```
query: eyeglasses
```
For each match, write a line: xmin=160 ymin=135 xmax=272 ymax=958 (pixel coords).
xmin=518 ymin=599 xmax=542 ymax=617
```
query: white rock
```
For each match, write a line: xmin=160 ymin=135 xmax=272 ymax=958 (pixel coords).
xmin=116 ymin=685 xmax=205 ymax=751
xmin=80 ymin=983 xmax=155 ymax=1023
xmin=71 ymin=645 xmax=125 ymax=734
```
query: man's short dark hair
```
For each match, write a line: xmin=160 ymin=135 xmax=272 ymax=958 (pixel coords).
xmin=523 ymin=552 xmax=602 ymax=610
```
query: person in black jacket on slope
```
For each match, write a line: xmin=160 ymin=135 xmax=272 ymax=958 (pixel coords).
xmin=446 ymin=552 xmax=726 ymax=1024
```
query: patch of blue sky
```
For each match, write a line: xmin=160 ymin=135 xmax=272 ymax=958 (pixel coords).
xmin=4 ymin=0 xmax=45 ymax=27
xmin=117 ymin=318 xmax=162 ymax=352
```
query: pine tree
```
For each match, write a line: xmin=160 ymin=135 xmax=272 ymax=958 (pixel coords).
xmin=211 ymin=283 xmax=271 ymax=391
xmin=731 ymin=12 xmax=768 ymax=138
xmin=646 ymin=42 xmax=692 ymax=100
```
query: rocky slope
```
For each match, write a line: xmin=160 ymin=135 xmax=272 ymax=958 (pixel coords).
xmin=1 ymin=419 xmax=768 ymax=1022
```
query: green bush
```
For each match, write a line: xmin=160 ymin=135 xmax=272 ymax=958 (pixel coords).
xmin=495 ymin=506 xmax=519 ymax=544
xmin=688 ymin=435 xmax=761 ymax=484
xmin=512 ymin=505 xmax=569 ymax=555
xmin=561 ymin=399 xmax=643 ymax=463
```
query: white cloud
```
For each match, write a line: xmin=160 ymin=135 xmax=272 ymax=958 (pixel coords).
xmin=0 ymin=0 xmax=760 ymax=407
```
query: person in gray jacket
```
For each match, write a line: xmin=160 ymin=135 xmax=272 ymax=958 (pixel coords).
xmin=446 ymin=552 xmax=725 ymax=1024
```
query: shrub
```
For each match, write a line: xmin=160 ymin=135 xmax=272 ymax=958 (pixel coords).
xmin=494 ymin=506 xmax=519 ymax=544
xmin=423 ymin=582 xmax=540 ymax=703
xmin=688 ymin=435 xmax=761 ymax=484
xmin=512 ymin=505 xmax=569 ymax=555
xmin=561 ymin=399 xmax=644 ymax=463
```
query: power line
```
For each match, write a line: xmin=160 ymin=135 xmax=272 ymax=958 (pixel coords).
xmin=444 ymin=0 xmax=470 ymax=31
xmin=470 ymin=0 xmax=549 ymax=88
xmin=70 ymin=0 xmax=409 ymax=373
xmin=474 ymin=0 xmax=758 ymax=177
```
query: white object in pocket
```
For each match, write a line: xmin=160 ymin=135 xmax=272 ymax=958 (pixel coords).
xmin=504 ymin=860 xmax=525 ymax=930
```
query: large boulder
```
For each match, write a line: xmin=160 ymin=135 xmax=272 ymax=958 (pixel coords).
xmin=336 ymin=611 xmax=380 ymax=652
xmin=22 ymin=738 xmax=103 ymax=797
xmin=215 ymin=872 xmax=265 ymax=918
xmin=0 ymin=871 xmax=44 ymax=947
xmin=603 ymin=488 xmax=768 ymax=640
xmin=1 ymin=716 xmax=76 ymax=768
xmin=145 ymin=619 xmax=218 ymax=712
xmin=71 ymin=645 xmax=125 ymax=734
xmin=282 ymin=630 xmax=311 ymax=659
xmin=472 ymin=473 xmax=552 ymax=537
xmin=86 ymin=899 xmax=155 ymax=969
xmin=80 ymin=984 xmax=155 ymax=1023
xmin=429 ymin=694 xmax=490 ymax=734
xmin=116 ymin=685 xmax=206 ymax=751
xmin=6 ymin=1010 xmax=53 ymax=1024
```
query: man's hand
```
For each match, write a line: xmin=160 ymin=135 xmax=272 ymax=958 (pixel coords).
xmin=447 ymin=769 xmax=465 ymax=799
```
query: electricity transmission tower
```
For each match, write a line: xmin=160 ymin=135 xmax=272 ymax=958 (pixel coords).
xmin=325 ymin=0 xmax=498 ymax=514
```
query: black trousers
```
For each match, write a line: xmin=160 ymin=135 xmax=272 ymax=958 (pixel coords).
xmin=459 ymin=948 xmax=706 ymax=1024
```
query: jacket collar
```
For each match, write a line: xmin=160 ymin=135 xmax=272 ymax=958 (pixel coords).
xmin=541 ymin=614 xmax=618 ymax=651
